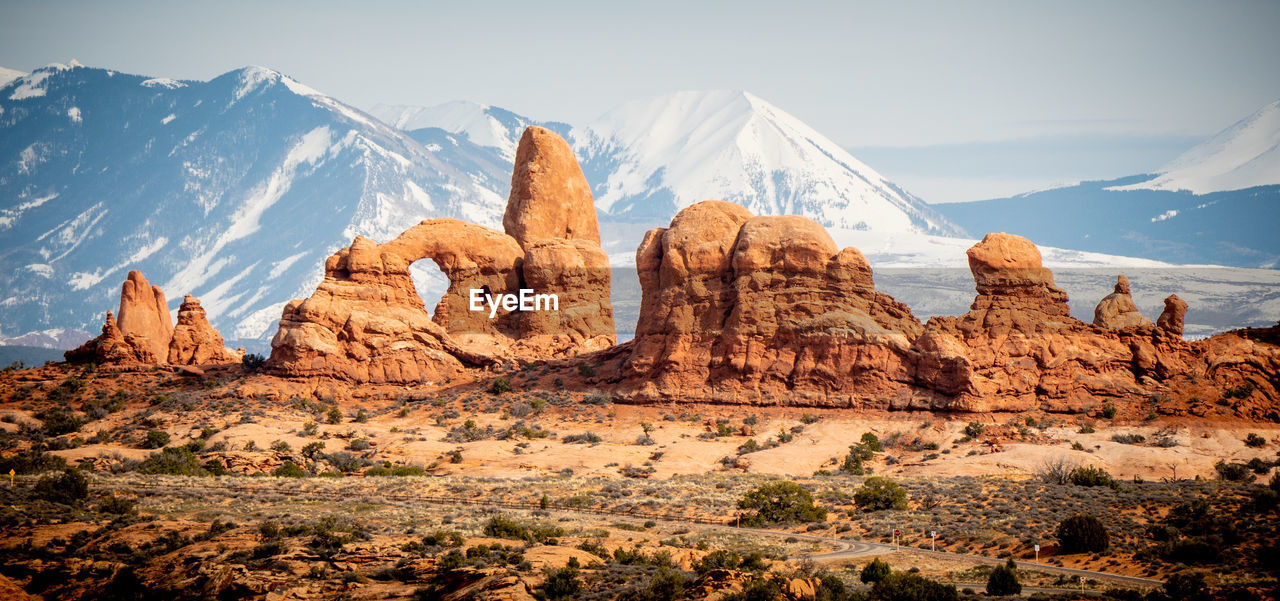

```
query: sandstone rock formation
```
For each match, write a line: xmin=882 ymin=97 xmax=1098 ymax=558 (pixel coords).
xmin=116 ymin=270 xmax=173 ymax=361
xmin=1093 ymin=275 xmax=1153 ymax=330
xmin=621 ymin=201 xmax=922 ymax=404
xmin=65 ymin=272 xmax=242 ymax=367
xmin=168 ymin=295 xmax=243 ymax=365
xmin=64 ymin=311 xmax=159 ymax=364
xmin=1157 ymin=294 xmax=1188 ymax=336
xmin=266 ymin=127 xmax=614 ymax=383
xmin=503 ymin=126 xmax=600 ymax=247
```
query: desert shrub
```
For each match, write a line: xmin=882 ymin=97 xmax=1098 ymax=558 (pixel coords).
xmin=272 ymin=461 xmax=306 ymax=478
xmin=871 ymin=571 xmax=958 ymax=601
xmin=860 ymin=431 xmax=883 ymax=451
xmin=541 ymin=563 xmax=581 ymax=599
xmin=138 ymin=446 xmax=205 ymax=476
xmin=986 ymin=559 xmax=1021 ymax=596
xmin=582 ymin=391 xmax=611 ymax=405
xmin=1110 ymin=433 xmax=1145 ymax=445
xmin=576 ymin=363 xmax=596 ymax=378
xmin=619 ymin=567 xmax=689 ymax=601
xmin=694 ymin=549 xmax=741 ymax=574
xmin=324 ymin=451 xmax=370 ymax=473
xmin=738 ymin=481 xmax=828 ymax=526
xmin=482 ymin=515 xmax=563 ymax=543
xmin=964 ymin=422 xmax=985 ymax=438
xmin=98 ymin=494 xmax=137 ymax=515
xmin=1056 ymin=514 xmax=1109 ymax=553
xmin=861 ymin=557 xmax=891 ymax=583
xmin=37 ymin=407 xmax=85 ymax=435
xmin=1069 ymin=465 xmax=1119 ymax=489
xmin=0 ymin=449 xmax=68 ymax=474
xmin=242 ymin=353 xmax=266 ymax=370
xmin=1100 ymin=404 xmax=1117 ymax=418
xmin=142 ymin=429 xmax=170 ymax=449
xmin=270 ymin=439 xmax=291 ymax=452
xmin=562 ymin=432 xmax=602 ymax=444
xmin=1243 ymin=433 xmax=1267 ymax=448
xmin=1078 ymin=423 xmax=1096 ymax=434
xmin=737 ymin=439 xmax=761 ymax=455
xmin=326 ymin=406 xmax=342 ymax=424
xmin=301 ymin=442 xmax=325 ymax=459
xmin=854 ymin=477 xmax=907 ymax=511
xmin=1037 ymin=457 xmax=1076 ymax=485
xmin=347 ymin=439 xmax=370 ymax=451
xmin=720 ymin=578 xmax=785 ymax=601
xmin=34 ymin=469 xmax=90 ymax=505
xmin=489 ymin=377 xmax=511 ymax=395
xmin=1213 ymin=460 xmax=1255 ymax=482
xmin=1161 ymin=572 xmax=1210 ymax=601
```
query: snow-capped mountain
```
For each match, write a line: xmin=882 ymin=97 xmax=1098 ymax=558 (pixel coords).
xmin=367 ymin=101 xmax=568 ymax=162
xmin=1110 ymin=99 xmax=1280 ymax=194
xmin=572 ymin=90 xmax=962 ymax=236
xmin=0 ymin=63 xmax=509 ymax=345
xmin=937 ymin=98 xmax=1280 ymax=269
xmin=0 ymin=66 xmax=25 ymax=88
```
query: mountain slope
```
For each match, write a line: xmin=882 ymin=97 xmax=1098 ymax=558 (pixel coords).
xmin=368 ymin=101 xmax=569 ymax=162
xmin=0 ymin=64 xmax=509 ymax=343
xmin=0 ymin=66 xmax=24 ymax=88
xmin=1111 ymin=99 xmax=1280 ymax=194
xmin=572 ymin=90 xmax=963 ymax=236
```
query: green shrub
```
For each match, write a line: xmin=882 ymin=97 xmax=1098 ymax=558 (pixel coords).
xmin=541 ymin=564 xmax=581 ymax=599
xmin=37 ymin=407 xmax=85 ymax=435
xmin=0 ymin=449 xmax=68 ymax=474
xmin=1243 ymin=433 xmax=1266 ymax=448
xmin=1214 ymin=460 xmax=1255 ymax=482
xmin=242 ymin=353 xmax=266 ymax=370
xmin=871 ymin=571 xmax=958 ymax=601
xmin=138 ymin=446 xmax=206 ymax=476
xmin=694 ymin=549 xmax=741 ymax=574
xmin=860 ymin=432 xmax=883 ymax=452
xmin=272 ymin=461 xmax=306 ymax=478
xmin=98 ymin=494 xmax=137 ymax=515
xmin=720 ymin=578 xmax=785 ymax=601
xmin=482 ymin=515 xmax=563 ymax=543
xmin=854 ymin=477 xmax=908 ymax=511
xmin=861 ymin=557 xmax=891 ymax=583
xmin=1068 ymin=465 xmax=1119 ymax=489
xmin=489 ymin=377 xmax=512 ymax=395
xmin=986 ymin=559 xmax=1021 ymax=596
xmin=1110 ymin=433 xmax=1145 ymax=445
xmin=964 ymin=422 xmax=985 ymax=438
xmin=34 ymin=469 xmax=90 ymax=505
xmin=142 ymin=429 xmax=171 ymax=449
xmin=1100 ymin=404 xmax=1117 ymax=419
xmin=1056 ymin=514 xmax=1109 ymax=554
xmin=619 ymin=567 xmax=688 ymax=601
xmin=1162 ymin=572 xmax=1210 ymax=601
xmin=737 ymin=481 xmax=828 ymax=526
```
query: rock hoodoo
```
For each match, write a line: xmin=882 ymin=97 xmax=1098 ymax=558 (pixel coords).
xmin=265 ymin=127 xmax=615 ymax=383
xmin=116 ymin=270 xmax=173 ymax=362
xmin=168 ymin=295 xmax=243 ymax=365
xmin=621 ymin=201 xmax=922 ymax=404
xmin=1093 ymin=275 xmax=1153 ymax=330
xmin=65 ymin=272 xmax=239 ymax=367
xmin=1157 ymin=294 xmax=1188 ymax=336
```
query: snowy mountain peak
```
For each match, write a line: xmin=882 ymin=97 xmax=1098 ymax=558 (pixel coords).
xmin=0 ymin=66 xmax=25 ymax=88
xmin=573 ymin=89 xmax=963 ymax=236
xmin=367 ymin=100 xmax=547 ymax=161
xmin=1110 ymin=98 xmax=1280 ymax=194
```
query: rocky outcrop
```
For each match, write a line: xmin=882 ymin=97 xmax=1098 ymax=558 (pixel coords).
xmin=1093 ymin=275 xmax=1153 ymax=330
xmin=621 ymin=201 xmax=922 ymax=404
xmin=266 ymin=127 xmax=614 ymax=383
xmin=64 ymin=311 xmax=158 ymax=364
xmin=168 ymin=295 xmax=243 ymax=365
xmin=1157 ymin=294 xmax=1188 ymax=336
xmin=116 ymin=270 xmax=173 ymax=362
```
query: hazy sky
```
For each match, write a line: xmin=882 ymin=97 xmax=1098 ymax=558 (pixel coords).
xmin=3 ymin=0 xmax=1278 ymax=149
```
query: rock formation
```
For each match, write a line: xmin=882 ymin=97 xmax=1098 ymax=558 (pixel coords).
xmin=265 ymin=127 xmax=614 ymax=383
xmin=64 ymin=311 xmax=159 ymax=364
xmin=1157 ymin=294 xmax=1188 ymax=336
xmin=115 ymin=270 xmax=173 ymax=362
xmin=621 ymin=201 xmax=922 ymax=404
xmin=64 ymin=272 xmax=241 ymax=367
xmin=168 ymin=295 xmax=243 ymax=365
xmin=503 ymin=126 xmax=600 ymax=247
xmin=1093 ymin=275 xmax=1153 ymax=330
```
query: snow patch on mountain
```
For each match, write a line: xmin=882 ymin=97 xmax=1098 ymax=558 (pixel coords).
xmin=1111 ymin=99 xmax=1280 ymax=194
xmin=573 ymin=90 xmax=962 ymax=236
xmin=368 ymin=101 xmax=536 ymax=161
xmin=0 ymin=66 xmax=25 ymax=88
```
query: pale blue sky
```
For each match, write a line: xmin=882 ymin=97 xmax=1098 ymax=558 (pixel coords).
xmin=3 ymin=0 xmax=1278 ymax=200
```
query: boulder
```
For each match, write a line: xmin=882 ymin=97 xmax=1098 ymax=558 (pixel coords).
xmin=1157 ymin=294 xmax=1188 ymax=336
xmin=168 ymin=295 xmax=243 ymax=365
xmin=115 ymin=270 xmax=173 ymax=362
xmin=1093 ymin=275 xmax=1153 ymax=330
